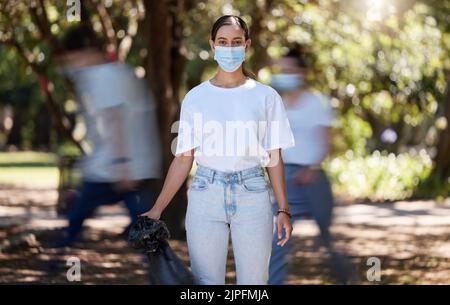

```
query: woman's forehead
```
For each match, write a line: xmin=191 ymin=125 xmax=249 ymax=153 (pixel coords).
xmin=215 ymin=24 xmax=245 ymax=39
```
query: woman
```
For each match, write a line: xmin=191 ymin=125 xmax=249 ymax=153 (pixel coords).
xmin=142 ymin=15 xmax=295 ymax=285
xmin=269 ymin=47 xmax=351 ymax=284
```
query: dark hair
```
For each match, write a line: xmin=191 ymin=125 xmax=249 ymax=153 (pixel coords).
xmin=62 ymin=25 xmax=102 ymax=51
xmin=211 ymin=15 xmax=250 ymax=41
xmin=210 ymin=15 xmax=254 ymax=78
xmin=284 ymin=44 xmax=311 ymax=69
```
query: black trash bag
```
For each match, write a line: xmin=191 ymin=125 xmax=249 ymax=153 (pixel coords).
xmin=146 ymin=239 xmax=198 ymax=285
xmin=128 ymin=216 xmax=197 ymax=285
xmin=128 ymin=216 xmax=171 ymax=253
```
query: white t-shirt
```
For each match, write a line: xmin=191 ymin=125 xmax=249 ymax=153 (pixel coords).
xmin=67 ymin=62 xmax=162 ymax=182
xmin=281 ymin=91 xmax=335 ymax=165
xmin=175 ymin=79 xmax=295 ymax=172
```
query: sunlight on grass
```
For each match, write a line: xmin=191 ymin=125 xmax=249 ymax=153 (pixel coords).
xmin=0 ymin=152 xmax=58 ymax=188
xmin=0 ymin=167 xmax=58 ymax=188
xmin=0 ymin=151 xmax=56 ymax=165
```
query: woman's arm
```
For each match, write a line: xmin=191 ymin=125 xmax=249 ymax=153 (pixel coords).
xmin=266 ymin=149 xmax=293 ymax=247
xmin=141 ymin=150 xmax=195 ymax=220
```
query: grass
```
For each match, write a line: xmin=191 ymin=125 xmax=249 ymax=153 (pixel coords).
xmin=0 ymin=152 xmax=58 ymax=188
xmin=0 ymin=151 xmax=56 ymax=165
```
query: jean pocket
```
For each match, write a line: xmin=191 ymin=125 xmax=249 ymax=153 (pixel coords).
xmin=190 ymin=176 xmax=209 ymax=191
xmin=242 ymin=175 xmax=268 ymax=192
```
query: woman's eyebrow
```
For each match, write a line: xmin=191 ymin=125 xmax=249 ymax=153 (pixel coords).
xmin=216 ymin=37 xmax=243 ymax=40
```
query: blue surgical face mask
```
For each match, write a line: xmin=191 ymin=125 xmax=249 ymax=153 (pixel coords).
xmin=213 ymin=46 xmax=246 ymax=72
xmin=271 ymin=73 xmax=304 ymax=92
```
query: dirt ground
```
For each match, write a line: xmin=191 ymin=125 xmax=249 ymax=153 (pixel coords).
xmin=1 ymin=186 xmax=449 ymax=284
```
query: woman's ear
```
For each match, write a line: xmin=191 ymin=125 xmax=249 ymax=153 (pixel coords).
xmin=245 ymin=39 xmax=252 ymax=51
xmin=209 ymin=39 xmax=215 ymax=53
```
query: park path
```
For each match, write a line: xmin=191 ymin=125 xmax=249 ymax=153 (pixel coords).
xmin=0 ymin=186 xmax=449 ymax=284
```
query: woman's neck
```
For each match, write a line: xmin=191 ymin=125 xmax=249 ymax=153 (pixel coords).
xmin=211 ymin=67 xmax=247 ymax=88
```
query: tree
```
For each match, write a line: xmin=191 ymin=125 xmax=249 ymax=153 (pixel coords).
xmin=1 ymin=0 xmax=449 ymax=205
xmin=0 ymin=0 xmax=84 ymax=152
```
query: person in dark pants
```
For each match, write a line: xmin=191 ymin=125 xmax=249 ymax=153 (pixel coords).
xmin=56 ymin=25 xmax=162 ymax=247
xmin=65 ymin=180 xmax=158 ymax=246
xmin=268 ymin=46 xmax=352 ymax=284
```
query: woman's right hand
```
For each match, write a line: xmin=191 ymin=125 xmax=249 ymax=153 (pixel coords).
xmin=141 ymin=207 xmax=162 ymax=220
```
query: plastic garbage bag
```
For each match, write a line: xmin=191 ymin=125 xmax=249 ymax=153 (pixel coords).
xmin=128 ymin=216 xmax=197 ymax=285
xmin=128 ymin=215 xmax=171 ymax=253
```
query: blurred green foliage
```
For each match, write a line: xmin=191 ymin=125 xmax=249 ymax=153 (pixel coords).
xmin=325 ymin=149 xmax=433 ymax=201
xmin=0 ymin=0 xmax=449 ymax=200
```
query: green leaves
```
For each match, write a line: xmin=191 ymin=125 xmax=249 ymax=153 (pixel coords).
xmin=326 ymin=150 xmax=433 ymax=201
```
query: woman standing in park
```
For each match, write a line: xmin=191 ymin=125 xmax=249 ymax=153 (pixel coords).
xmin=142 ymin=15 xmax=295 ymax=285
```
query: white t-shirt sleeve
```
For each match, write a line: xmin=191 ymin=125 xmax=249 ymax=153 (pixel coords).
xmin=263 ymin=92 xmax=295 ymax=151
xmin=175 ymin=96 xmax=201 ymax=155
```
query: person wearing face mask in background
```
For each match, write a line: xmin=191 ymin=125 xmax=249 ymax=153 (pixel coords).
xmin=269 ymin=46 xmax=353 ymax=284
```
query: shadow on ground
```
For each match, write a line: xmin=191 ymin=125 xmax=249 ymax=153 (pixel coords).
xmin=0 ymin=187 xmax=449 ymax=284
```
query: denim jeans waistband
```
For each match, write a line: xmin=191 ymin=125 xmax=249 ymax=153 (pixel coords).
xmin=195 ymin=164 xmax=265 ymax=184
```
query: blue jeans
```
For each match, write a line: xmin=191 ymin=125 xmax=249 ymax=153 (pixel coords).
xmin=64 ymin=180 xmax=157 ymax=245
xmin=269 ymin=164 xmax=351 ymax=284
xmin=185 ymin=165 xmax=273 ymax=285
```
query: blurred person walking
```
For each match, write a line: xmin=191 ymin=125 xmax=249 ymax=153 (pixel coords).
xmin=55 ymin=25 xmax=162 ymax=247
xmin=269 ymin=46 xmax=352 ymax=284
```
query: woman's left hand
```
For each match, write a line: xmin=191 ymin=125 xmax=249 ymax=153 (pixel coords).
xmin=276 ymin=213 xmax=293 ymax=247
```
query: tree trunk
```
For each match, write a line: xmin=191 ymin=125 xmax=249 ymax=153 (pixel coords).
xmin=6 ymin=107 xmax=23 ymax=148
xmin=32 ymin=103 xmax=52 ymax=150
xmin=432 ymin=72 xmax=450 ymax=180
xmin=143 ymin=0 xmax=188 ymax=240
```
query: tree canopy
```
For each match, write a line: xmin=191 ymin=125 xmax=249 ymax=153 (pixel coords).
xmin=0 ymin=0 xmax=449 ymax=198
